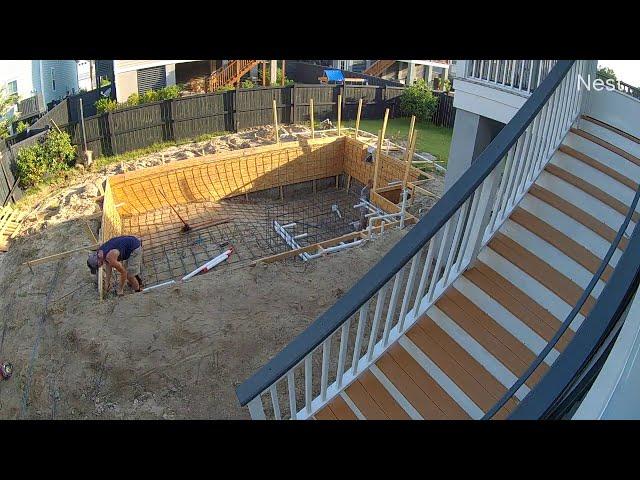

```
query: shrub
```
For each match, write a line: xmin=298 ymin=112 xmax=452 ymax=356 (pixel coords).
xmin=156 ymin=85 xmax=182 ymax=100
xmin=126 ymin=93 xmax=141 ymax=107
xmin=399 ymin=79 xmax=438 ymax=122
xmin=16 ymin=121 xmax=28 ymax=134
xmin=597 ymin=66 xmax=617 ymax=82
xmin=95 ymin=97 xmax=118 ymax=114
xmin=139 ymin=89 xmax=159 ymax=104
xmin=16 ymin=130 xmax=76 ymax=187
xmin=240 ymin=79 xmax=255 ymax=89
xmin=215 ymin=85 xmax=235 ymax=93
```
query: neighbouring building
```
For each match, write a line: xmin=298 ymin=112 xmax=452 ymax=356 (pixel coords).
xmin=97 ymin=61 xmax=224 ymax=103
xmin=76 ymin=60 xmax=96 ymax=91
xmin=0 ymin=60 xmax=79 ymax=126
xmin=332 ymin=60 xmax=451 ymax=86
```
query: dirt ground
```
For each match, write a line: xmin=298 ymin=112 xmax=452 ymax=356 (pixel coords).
xmin=0 ymin=125 xmax=445 ymax=420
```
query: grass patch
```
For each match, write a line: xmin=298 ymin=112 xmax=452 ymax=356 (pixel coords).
xmin=344 ymin=117 xmax=453 ymax=165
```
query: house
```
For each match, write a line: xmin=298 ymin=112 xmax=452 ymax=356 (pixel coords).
xmin=0 ymin=60 xmax=79 ymax=124
xmin=98 ymin=60 xmax=267 ymax=103
xmin=333 ymin=60 xmax=451 ymax=86
xmin=76 ymin=60 xmax=96 ymax=91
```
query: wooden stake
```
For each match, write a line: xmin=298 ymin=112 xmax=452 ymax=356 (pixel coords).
xmin=405 ymin=115 xmax=416 ymax=161
xmin=24 ymin=243 xmax=100 ymax=268
xmin=337 ymin=94 xmax=342 ymax=136
xmin=262 ymin=61 xmax=266 ymax=86
xmin=346 ymin=174 xmax=352 ymax=192
xmin=355 ymin=98 xmax=363 ymax=140
xmin=403 ymin=131 xmax=418 ymax=189
xmin=280 ymin=185 xmax=284 ymax=201
xmin=310 ymin=98 xmax=315 ymax=139
xmin=83 ymin=220 xmax=98 ymax=244
xmin=272 ymin=99 xmax=280 ymax=145
xmin=372 ymin=108 xmax=389 ymax=191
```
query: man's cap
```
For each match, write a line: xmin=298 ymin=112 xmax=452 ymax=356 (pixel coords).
xmin=87 ymin=252 xmax=99 ymax=275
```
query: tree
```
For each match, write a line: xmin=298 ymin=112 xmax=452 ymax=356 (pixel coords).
xmin=0 ymin=86 xmax=20 ymax=139
xmin=597 ymin=66 xmax=617 ymax=82
xmin=399 ymin=79 xmax=438 ymax=122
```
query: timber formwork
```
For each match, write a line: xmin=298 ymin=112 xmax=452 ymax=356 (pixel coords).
xmin=100 ymin=135 xmax=426 ymax=296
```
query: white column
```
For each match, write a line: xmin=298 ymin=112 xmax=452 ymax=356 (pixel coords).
xmin=406 ymin=61 xmax=416 ymax=85
xmin=270 ymin=60 xmax=278 ymax=85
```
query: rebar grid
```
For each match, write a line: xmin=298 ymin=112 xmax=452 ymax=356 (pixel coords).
xmin=121 ymin=177 xmax=371 ymax=287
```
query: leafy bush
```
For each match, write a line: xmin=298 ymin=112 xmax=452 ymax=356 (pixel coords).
xmin=95 ymin=97 xmax=118 ymax=114
xmin=156 ymin=85 xmax=182 ymax=100
xmin=399 ymin=79 xmax=438 ymax=122
xmin=240 ymin=79 xmax=255 ymax=89
xmin=597 ymin=66 xmax=617 ymax=82
xmin=16 ymin=130 xmax=77 ymax=187
xmin=126 ymin=93 xmax=141 ymax=106
xmin=100 ymin=78 xmax=112 ymax=87
xmin=139 ymin=89 xmax=159 ymax=104
xmin=215 ymin=85 xmax=235 ymax=93
xmin=15 ymin=121 xmax=28 ymax=134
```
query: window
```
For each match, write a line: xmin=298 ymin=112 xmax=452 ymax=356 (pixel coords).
xmin=6 ymin=80 xmax=17 ymax=95
xmin=51 ymin=68 xmax=56 ymax=91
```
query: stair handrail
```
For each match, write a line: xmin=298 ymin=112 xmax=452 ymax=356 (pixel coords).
xmin=484 ymin=180 xmax=640 ymax=418
xmin=236 ymin=60 xmax=578 ymax=414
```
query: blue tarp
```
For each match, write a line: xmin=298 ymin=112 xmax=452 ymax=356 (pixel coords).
xmin=324 ymin=69 xmax=345 ymax=83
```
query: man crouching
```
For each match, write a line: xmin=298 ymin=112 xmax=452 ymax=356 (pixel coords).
xmin=87 ymin=235 xmax=144 ymax=296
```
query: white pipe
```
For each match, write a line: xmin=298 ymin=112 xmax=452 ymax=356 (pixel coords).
xmin=294 ymin=233 xmax=309 ymax=240
xmin=143 ymin=280 xmax=176 ymax=292
xmin=182 ymin=248 xmax=233 ymax=281
xmin=400 ymin=188 xmax=408 ymax=228
xmin=306 ymin=240 xmax=364 ymax=259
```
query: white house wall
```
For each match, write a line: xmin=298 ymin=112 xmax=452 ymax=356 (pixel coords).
xmin=38 ymin=60 xmax=79 ymax=104
xmin=0 ymin=60 xmax=36 ymax=100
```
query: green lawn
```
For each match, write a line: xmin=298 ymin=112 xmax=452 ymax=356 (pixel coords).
xmin=344 ymin=117 xmax=453 ymax=166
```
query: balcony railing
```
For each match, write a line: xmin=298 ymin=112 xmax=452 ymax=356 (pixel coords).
xmin=236 ymin=60 xmax=594 ymax=420
xmin=465 ymin=60 xmax=558 ymax=95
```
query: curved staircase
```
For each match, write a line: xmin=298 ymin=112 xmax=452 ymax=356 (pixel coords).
xmin=236 ymin=60 xmax=640 ymax=420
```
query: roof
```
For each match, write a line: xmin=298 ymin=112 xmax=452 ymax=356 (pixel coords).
xmin=324 ymin=69 xmax=345 ymax=82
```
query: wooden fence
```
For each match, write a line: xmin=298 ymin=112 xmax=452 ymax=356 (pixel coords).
xmin=1 ymin=83 xmax=456 ymax=199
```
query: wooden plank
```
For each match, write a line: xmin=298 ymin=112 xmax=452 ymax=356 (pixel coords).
xmin=437 ymin=290 xmax=548 ymax=387
xmin=376 ymin=352 xmax=447 ymax=419
xmin=387 ymin=344 xmax=471 ymax=420
xmin=24 ymin=243 xmax=100 ymax=267
xmin=314 ymin=406 xmax=338 ymax=420
xmin=372 ymin=109 xmax=389 ymax=191
xmin=406 ymin=319 xmax=514 ymax=417
xmin=571 ymin=127 xmax=640 ymax=167
xmin=355 ymin=98 xmax=363 ymax=140
xmin=489 ymin=232 xmax=597 ymax=317
xmin=344 ymin=379 xmax=388 ymax=419
xmin=465 ymin=265 xmax=572 ymax=350
xmin=559 ymin=144 xmax=638 ymax=191
xmin=358 ymin=369 xmax=411 ymax=419
xmin=510 ymin=207 xmax=614 ymax=282
xmin=327 ymin=394 xmax=358 ymax=420
xmin=528 ymin=184 xmax=628 ymax=251
xmin=581 ymin=115 xmax=640 ymax=145
xmin=545 ymin=163 xmax=640 ymax=222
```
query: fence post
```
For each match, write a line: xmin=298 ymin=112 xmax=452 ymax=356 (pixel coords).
xmin=167 ymin=99 xmax=175 ymax=143
xmin=290 ymin=84 xmax=295 ymax=125
xmin=232 ymin=90 xmax=239 ymax=133
xmin=107 ymin=112 xmax=117 ymax=156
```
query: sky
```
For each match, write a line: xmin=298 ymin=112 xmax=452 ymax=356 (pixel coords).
xmin=598 ymin=60 xmax=640 ymax=86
